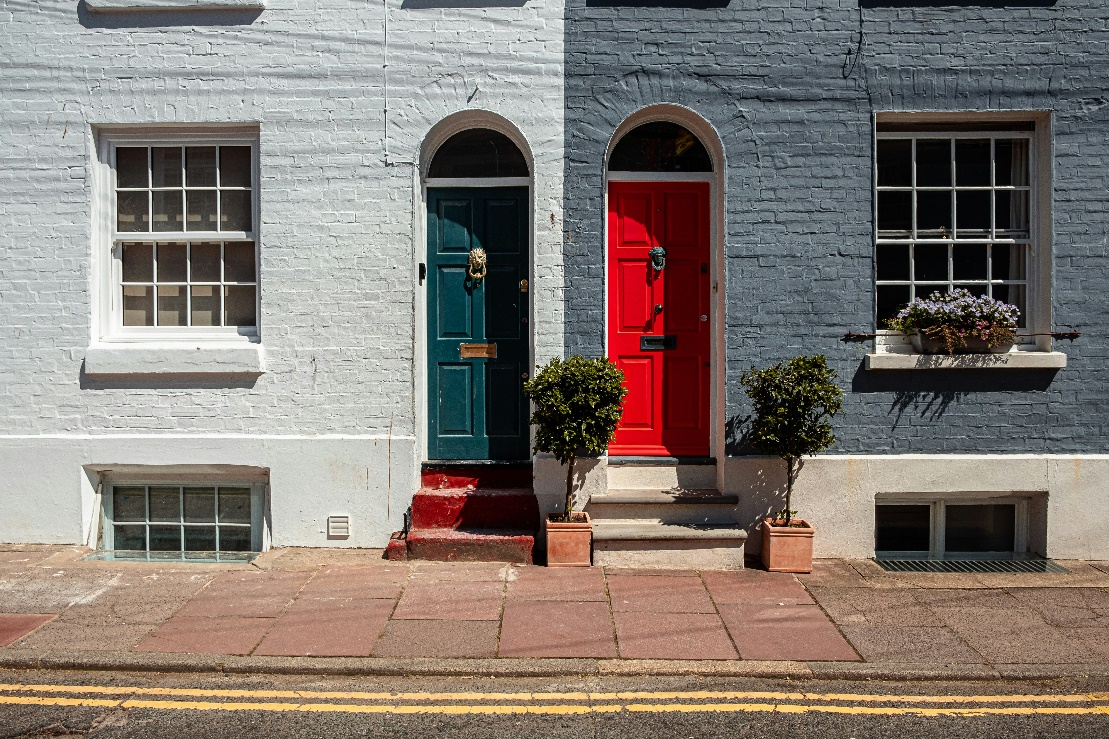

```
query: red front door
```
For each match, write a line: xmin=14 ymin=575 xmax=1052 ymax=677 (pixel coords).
xmin=608 ymin=181 xmax=711 ymax=456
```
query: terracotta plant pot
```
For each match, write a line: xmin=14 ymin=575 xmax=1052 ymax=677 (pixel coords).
xmin=546 ymin=512 xmax=591 ymax=567
xmin=760 ymin=517 xmax=814 ymax=573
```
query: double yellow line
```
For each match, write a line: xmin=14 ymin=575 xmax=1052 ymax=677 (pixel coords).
xmin=1 ymin=684 xmax=1108 ymax=717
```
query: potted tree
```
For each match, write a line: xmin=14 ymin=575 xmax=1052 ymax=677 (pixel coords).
xmin=886 ymin=288 xmax=1020 ymax=355
xmin=524 ymin=355 xmax=626 ymax=567
xmin=740 ymin=355 xmax=843 ymax=573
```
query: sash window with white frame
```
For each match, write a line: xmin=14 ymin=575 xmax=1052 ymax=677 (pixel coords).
xmin=875 ymin=125 xmax=1034 ymax=334
xmin=105 ymin=136 xmax=259 ymax=339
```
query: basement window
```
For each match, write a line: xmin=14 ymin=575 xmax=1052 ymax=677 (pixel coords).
xmin=97 ymin=482 xmax=265 ymax=562
xmin=874 ymin=496 xmax=1031 ymax=559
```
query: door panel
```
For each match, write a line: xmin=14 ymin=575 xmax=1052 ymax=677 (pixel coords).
xmin=427 ymin=187 xmax=530 ymax=460
xmin=608 ymin=181 xmax=710 ymax=456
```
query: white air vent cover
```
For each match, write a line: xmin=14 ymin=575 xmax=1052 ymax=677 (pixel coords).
xmin=327 ymin=515 xmax=351 ymax=538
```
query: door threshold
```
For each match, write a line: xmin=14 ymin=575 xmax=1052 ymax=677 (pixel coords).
xmin=607 ymin=456 xmax=716 ymax=466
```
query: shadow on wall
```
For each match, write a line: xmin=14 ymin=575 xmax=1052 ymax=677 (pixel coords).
xmin=79 ymin=362 xmax=260 ymax=391
xmin=402 ymin=0 xmax=527 ymax=7
xmin=77 ymin=1 xmax=263 ymax=29
xmin=860 ymin=0 xmax=1056 ymax=7
xmin=585 ymin=0 xmax=729 ymax=7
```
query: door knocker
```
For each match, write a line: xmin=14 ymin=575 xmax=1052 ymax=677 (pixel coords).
xmin=648 ymin=246 xmax=667 ymax=272
xmin=467 ymin=247 xmax=488 ymax=281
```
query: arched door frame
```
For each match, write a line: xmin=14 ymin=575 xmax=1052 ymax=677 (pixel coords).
xmin=603 ymin=104 xmax=727 ymax=478
xmin=415 ymin=111 xmax=535 ymax=462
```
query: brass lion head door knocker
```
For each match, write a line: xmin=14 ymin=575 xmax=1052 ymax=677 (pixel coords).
xmin=467 ymin=247 xmax=487 ymax=282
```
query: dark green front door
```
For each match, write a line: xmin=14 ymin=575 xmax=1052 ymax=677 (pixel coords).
xmin=427 ymin=187 xmax=530 ymax=460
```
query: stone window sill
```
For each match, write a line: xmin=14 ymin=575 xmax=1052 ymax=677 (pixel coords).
xmin=865 ymin=350 xmax=1066 ymax=371
xmin=84 ymin=342 xmax=265 ymax=375
xmin=85 ymin=0 xmax=265 ymax=12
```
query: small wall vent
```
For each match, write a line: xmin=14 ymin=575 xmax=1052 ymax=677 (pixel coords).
xmin=327 ymin=515 xmax=351 ymax=539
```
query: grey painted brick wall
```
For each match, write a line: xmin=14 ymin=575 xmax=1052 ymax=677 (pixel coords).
xmin=564 ymin=0 xmax=1109 ymax=454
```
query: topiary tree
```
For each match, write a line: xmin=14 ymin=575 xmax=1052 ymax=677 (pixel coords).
xmin=524 ymin=356 xmax=627 ymax=521
xmin=740 ymin=355 xmax=843 ymax=526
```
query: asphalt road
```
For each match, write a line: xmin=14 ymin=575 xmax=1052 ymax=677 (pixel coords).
xmin=0 ymin=669 xmax=1107 ymax=738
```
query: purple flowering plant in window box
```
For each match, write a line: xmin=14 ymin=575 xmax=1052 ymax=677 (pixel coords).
xmin=885 ymin=288 xmax=1020 ymax=355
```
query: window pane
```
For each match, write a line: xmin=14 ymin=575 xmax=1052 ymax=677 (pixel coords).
xmin=148 ymin=487 xmax=180 ymax=522
xmin=186 ymin=146 xmax=217 ymax=187
xmin=219 ymin=146 xmax=252 ymax=187
xmin=955 ymin=190 xmax=991 ymax=236
xmin=220 ymin=190 xmax=252 ymax=232
xmin=952 ymin=283 xmax=988 ymax=298
xmin=915 ymin=139 xmax=951 ymax=186
xmin=225 ymin=285 xmax=257 ymax=327
xmin=995 ymin=190 xmax=1030 ymax=237
xmin=876 ymin=285 xmax=910 ymax=325
xmin=114 ymin=525 xmax=146 ymax=551
xmin=877 ymin=191 xmax=912 ymax=234
xmin=149 ymin=526 xmax=181 ymax=552
xmin=122 ymin=242 xmax=154 ymax=282
xmin=992 ymin=244 xmax=1026 ymax=281
xmin=190 ymin=242 xmax=222 ymax=282
xmin=156 ymin=242 xmax=187 ymax=282
xmin=875 ymin=504 xmax=930 ymax=552
xmin=955 ymin=139 xmax=990 ymax=186
xmin=184 ymin=527 xmax=217 ymax=552
xmin=607 ymin=122 xmax=711 ymax=173
xmin=151 ymin=147 xmax=182 ymax=188
xmin=995 ymin=139 xmax=1029 ymax=186
xmin=916 ymin=191 xmax=951 ymax=237
xmin=914 ymin=243 xmax=948 ymax=282
xmin=186 ymin=190 xmax=218 ymax=231
xmin=113 ymin=487 xmax=147 ymax=522
xmin=151 ymin=191 xmax=183 ymax=232
xmin=219 ymin=526 xmax=252 ymax=552
xmin=945 ymin=504 xmax=1015 ymax=552
xmin=876 ymin=140 xmax=912 ymax=187
xmin=952 ymin=244 xmax=988 ymax=281
xmin=122 ymin=285 xmax=153 ymax=326
xmin=218 ymin=488 xmax=252 ymax=524
xmin=116 ymin=147 xmax=148 ymax=189
xmin=157 ymin=285 xmax=186 ymax=327
xmin=184 ymin=488 xmax=216 ymax=523
xmin=876 ymin=244 xmax=910 ymax=281
xmin=116 ymin=191 xmax=149 ymax=232
xmin=190 ymin=285 xmax=220 ymax=326
xmin=224 ymin=242 xmax=256 ymax=282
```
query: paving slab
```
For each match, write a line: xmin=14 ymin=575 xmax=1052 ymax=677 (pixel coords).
xmin=613 ymin=612 xmax=736 ymax=660
xmin=808 ymin=587 xmax=941 ymax=627
xmin=498 ymin=600 xmax=616 ymax=658
xmin=717 ymin=604 xmax=860 ymax=662
xmin=173 ymin=570 xmax=312 ymax=618
xmin=911 ymin=588 xmax=1023 ymax=609
xmin=836 ymin=625 xmax=984 ymax=664
xmin=505 ymin=566 xmax=607 ymax=602
xmin=795 ymin=560 xmax=871 ymax=588
xmin=0 ymin=570 xmax=122 ymax=614
xmin=253 ymin=598 xmax=394 ymax=657
xmin=297 ymin=566 xmax=408 ymax=600
xmin=701 ymin=570 xmax=813 ymax=605
xmin=12 ymin=620 xmax=156 ymax=652
xmin=136 ymin=615 xmax=275 ymax=655
xmin=409 ymin=562 xmax=509 ymax=582
xmin=252 ymin=548 xmax=391 ymax=571
xmin=607 ymin=575 xmax=715 ymax=613
xmin=941 ymin=610 xmax=1104 ymax=664
xmin=372 ymin=619 xmax=499 ymax=658
xmin=603 ymin=567 xmax=700 ymax=578
xmin=0 ymin=614 xmax=55 ymax=647
xmin=391 ymin=581 xmax=503 ymax=620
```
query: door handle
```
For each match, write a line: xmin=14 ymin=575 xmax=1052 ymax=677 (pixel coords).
xmin=653 ymin=304 xmax=664 ymax=315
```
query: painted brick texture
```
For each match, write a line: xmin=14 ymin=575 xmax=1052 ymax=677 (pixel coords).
xmin=564 ymin=0 xmax=1109 ymax=454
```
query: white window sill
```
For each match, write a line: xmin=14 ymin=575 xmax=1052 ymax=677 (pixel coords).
xmin=865 ymin=350 xmax=1066 ymax=371
xmin=84 ymin=342 xmax=265 ymax=375
xmin=85 ymin=0 xmax=265 ymax=11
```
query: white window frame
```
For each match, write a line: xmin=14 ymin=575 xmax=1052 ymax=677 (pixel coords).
xmin=93 ymin=129 xmax=261 ymax=344
xmin=101 ymin=479 xmax=266 ymax=558
xmin=872 ymin=113 xmax=1053 ymax=355
xmin=874 ymin=494 xmax=1030 ymax=558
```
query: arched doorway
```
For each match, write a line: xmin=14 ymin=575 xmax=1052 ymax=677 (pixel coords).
xmin=424 ymin=126 xmax=532 ymax=461
xmin=606 ymin=118 xmax=717 ymax=457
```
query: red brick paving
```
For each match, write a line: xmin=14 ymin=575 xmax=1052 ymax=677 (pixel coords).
xmin=253 ymin=598 xmax=395 ymax=657
xmin=0 ymin=614 xmax=54 ymax=647
xmin=174 ymin=570 xmax=312 ymax=618
xmin=498 ymin=600 xmax=616 ymax=658
xmin=136 ymin=615 xmax=275 ymax=655
xmin=297 ymin=566 xmax=408 ymax=600
xmin=607 ymin=575 xmax=716 ymax=613
xmin=506 ymin=567 xmax=607 ymax=601
xmin=717 ymin=603 xmax=860 ymax=661
xmin=702 ymin=570 xmax=815 ymax=605
xmin=391 ymin=581 xmax=503 ymax=620
xmin=614 ymin=612 xmax=737 ymax=660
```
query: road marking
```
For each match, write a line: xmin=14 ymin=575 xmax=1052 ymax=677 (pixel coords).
xmin=0 ymin=695 xmax=1106 ymax=717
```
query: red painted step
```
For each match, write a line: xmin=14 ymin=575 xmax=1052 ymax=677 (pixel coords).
xmin=411 ymin=487 xmax=539 ymax=531
xmin=403 ymin=527 xmax=534 ymax=564
xmin=421 ymin=465 xmax=533 ymax=490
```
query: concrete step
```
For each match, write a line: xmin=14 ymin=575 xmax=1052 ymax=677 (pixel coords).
xmin=410 ymin=487 xmax=539 ymax=530
xmin=591 ymin=521 xmax=747 ymax=570
xmin=399 ymin=527 xmax=535 ymax=564
xmin=586 ymin=489 xmax=738 ymax=525
xmin=606 ymin=463 xmax=716 ymax=490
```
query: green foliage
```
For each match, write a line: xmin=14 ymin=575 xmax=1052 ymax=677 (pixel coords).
xmin=524 ymin=355 xmax=627 ymax=518
xmin=740 ymin=355 xmax=843 ymax=524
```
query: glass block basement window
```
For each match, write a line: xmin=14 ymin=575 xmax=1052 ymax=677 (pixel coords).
xmin=103 ymin=484 xmax=262 ymax=561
